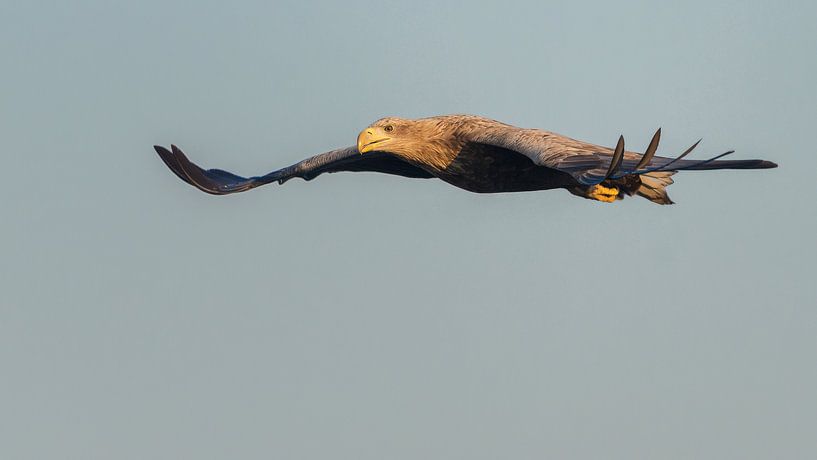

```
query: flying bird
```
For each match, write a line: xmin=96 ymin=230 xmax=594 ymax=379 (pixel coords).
xmin=154 ymin=114 xmax=777 ymax=204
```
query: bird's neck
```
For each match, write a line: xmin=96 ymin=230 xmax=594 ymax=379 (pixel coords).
xmin=391 ymin=136 xmax=465 ymax=172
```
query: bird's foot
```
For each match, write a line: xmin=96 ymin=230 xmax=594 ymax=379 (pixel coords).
xmin=588 ymin=184 xmax=619 ymax=203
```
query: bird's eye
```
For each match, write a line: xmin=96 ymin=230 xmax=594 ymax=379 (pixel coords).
xmin=384 ymin=125 xmax=394 ymax=132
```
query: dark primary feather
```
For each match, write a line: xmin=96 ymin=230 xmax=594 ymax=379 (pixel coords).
xmin=603 ymin=135 xmax=626 ymax=181
xmin=154 ymin=145 xmax=431 ymax=195
xmin=635 ymin=128 xmax=661 ymax=170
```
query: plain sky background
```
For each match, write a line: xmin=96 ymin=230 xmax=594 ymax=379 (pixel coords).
xmin=2 ymin=1 xmax=816 ymax=458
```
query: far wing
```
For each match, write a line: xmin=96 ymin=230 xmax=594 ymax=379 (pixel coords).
xmin=155 ymin=145 xmax=433 ymax=195
xmin=460 ymin=122 xmax=747 ymax=185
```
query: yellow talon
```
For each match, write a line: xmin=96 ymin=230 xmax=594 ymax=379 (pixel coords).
xmin=589 ymin=185 xmax=619 ymax=203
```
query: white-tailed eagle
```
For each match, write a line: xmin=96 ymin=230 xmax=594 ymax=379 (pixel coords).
xmin=155 ymin=114 xmax=777 ymax=204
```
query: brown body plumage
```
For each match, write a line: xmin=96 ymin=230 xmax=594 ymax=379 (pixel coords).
xmin=155 ymin=114 xmax=777 ymax=204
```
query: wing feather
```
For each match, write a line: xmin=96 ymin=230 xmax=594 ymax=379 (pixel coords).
xmin=458 ymin=118 xmax=770 ymax=185
xmin=154 ymin=145 xmax=432 ymax=195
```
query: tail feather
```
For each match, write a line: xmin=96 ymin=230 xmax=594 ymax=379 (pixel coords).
xmin=636 ymin=171 xmax=676 ymax=205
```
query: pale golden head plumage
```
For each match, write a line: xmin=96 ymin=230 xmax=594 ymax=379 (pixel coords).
xmin=356 ymin=116 xmax=469 ymax=170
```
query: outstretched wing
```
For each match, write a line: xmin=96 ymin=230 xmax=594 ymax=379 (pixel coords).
xmin=155 ymin=145 xmax=433 ymax=195
xmin=460 ymin=120 xmax=776 ymax=185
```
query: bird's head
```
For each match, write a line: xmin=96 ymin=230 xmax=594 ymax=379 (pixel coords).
xmin=357 ymin=117 xmax=411 ymax=154
xmin=357 ymin=116 xmax=459 ymax=169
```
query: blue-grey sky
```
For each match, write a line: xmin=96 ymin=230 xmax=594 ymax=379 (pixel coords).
xmin=2 ymin=1 xmax=816 ymax=459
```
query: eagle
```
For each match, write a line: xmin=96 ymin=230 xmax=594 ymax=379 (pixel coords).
xmin=154 ymin=114 xmax=777 ymax=204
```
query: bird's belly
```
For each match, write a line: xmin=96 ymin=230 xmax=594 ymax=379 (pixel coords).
xmin=434 ymin=145 xmax=574 ymax=193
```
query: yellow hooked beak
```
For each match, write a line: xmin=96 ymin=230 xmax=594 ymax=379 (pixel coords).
xmin=357 ymin=127 xmax=391 ymax=154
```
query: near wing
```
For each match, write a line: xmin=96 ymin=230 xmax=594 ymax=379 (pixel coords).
xmin=462 ymin=123 xmax=776 ymax=185
xmin=154 ymin=145 xmax=433 ymax=195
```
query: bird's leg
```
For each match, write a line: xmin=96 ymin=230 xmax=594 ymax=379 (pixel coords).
xmin=587 ymin=184 xmax=619 ymax=203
